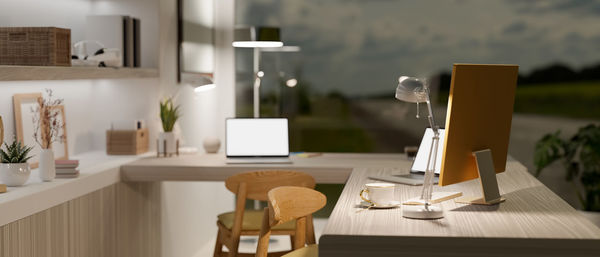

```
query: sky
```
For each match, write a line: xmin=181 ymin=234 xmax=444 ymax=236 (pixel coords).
xmin=237 ymin=0 xmax=600 ymax=96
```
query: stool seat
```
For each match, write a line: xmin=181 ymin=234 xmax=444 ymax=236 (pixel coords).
xmin=282 ymin=244 xmax=318 ymax=257
xmin=217 ymin=210 xmax=296 ymax=231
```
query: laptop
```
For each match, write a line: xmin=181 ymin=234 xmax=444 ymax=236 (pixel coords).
xmin=225 ymin=118 xmax=293 ymax=164
xmin=370 ymin=128 xmax=443 ymax=185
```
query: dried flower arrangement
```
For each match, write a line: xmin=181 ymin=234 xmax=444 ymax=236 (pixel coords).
xmin=31 ymin=89 xmax=65 ymax=149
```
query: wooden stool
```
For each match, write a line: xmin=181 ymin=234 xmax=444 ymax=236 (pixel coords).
xmin=256 ymin=186 xmax=326 ymax=257
xmin=214 ymin=170 xmax=317 ymax=257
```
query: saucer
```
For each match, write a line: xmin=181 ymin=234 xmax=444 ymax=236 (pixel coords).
xmin=359 ymin=200 xmax=401 ymax=209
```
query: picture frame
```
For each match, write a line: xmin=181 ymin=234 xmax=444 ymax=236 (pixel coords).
xmin=0 ymin=115 xmax=4 ymax=146
xmin=13 ymin=93 xmax=68 ymax=168
xmin=51 ymin=105 xmax=69 ymax=161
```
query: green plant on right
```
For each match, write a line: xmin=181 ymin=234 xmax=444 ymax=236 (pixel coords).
xmin=534 ymin=124 xmax=600 ymax=211
xmin=0 ymin=140 xmax=34 ymax=164
xmin=160 ymin=98 xmax=181 ymax=132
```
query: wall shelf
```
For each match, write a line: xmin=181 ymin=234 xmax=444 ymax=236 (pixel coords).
xmin=0 ymin=66 xmax=158 ymax=81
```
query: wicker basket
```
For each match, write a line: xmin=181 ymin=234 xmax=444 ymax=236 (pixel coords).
xmin=0 ymin=27 xmax=71 ymax=66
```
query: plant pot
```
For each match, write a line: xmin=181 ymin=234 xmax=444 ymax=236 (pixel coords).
xmin=0 ymin=163 xmax=31 ymax=186
xmin=158 ymin=132 xmax=177 ymax=154
xmin=39 ymin=149 xmax=56 ymax=181
xmin=578 ymin=210 xmax=600 ymax=228
xmin=203 ymin=137 xmax=221 ymax=154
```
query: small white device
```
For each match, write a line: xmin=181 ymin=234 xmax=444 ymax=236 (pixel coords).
xmin=226 ymin=118 xmax=292 ymax=164
xmin=410 ymin=128 xmax=446 ymax=174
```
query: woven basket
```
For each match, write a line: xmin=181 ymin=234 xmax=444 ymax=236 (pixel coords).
xmin=0 ymin=27 xmax=71 ymax=66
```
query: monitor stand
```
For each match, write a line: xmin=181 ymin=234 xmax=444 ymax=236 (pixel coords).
xmin=454 ymin=149 xmax=506 ymax=205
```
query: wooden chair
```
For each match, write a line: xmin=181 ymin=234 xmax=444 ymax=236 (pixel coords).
xmin=214 ymin=170 xmax=317 ymax=257
xmin=256 ymin=186 xmax=326 ymax=257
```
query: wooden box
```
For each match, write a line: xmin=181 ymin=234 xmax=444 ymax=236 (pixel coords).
xmin=0 ymin=27 xmax=71 ymax=66
xmin=106 ymin=128 xmax=148 ymax=155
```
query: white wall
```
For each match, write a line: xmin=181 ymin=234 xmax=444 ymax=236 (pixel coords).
xmin=0 ymin=0 xmax=162 ymax=153
xmin=0 ymin=79 xmax=160 ymax=155
xmin=1 ymin=0 xmax=236 ymax=256
xmin=0 ymin=0 xmax=159 ymax=68
xmin=159 ymin=0 xmax=236 ymax=256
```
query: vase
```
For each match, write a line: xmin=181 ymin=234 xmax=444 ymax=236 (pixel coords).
xmin=158 ymin=132 xmax=177 ymax=154
xmin=39 ymin=149 xmax=56 ymax=181
xmin=0 ymin=163 xmax=31 ymax=186
xmin=203 ymin=137 xmax=221 ymax=153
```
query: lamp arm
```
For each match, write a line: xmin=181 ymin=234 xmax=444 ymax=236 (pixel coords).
xmin=253 ymin=48 xmax=261 ymax=118
xmin=424 ymin=86 xmax=439 ymax=133
xmin=419 ymin=85 xmax=439 ymax=206
xmin=253 ymin=75 xmax=262 ymax=118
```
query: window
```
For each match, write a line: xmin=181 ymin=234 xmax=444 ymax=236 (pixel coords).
xmin=235 ymin=0 xmax=600 ymax=157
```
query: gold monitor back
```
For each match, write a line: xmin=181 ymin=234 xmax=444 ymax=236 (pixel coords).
xmin=439 ymin=64 xmax=519 ymax=186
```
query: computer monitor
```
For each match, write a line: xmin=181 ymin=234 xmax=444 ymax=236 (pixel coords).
xmin=225 ymin=118 xmax=289 ymax=157
xmin=439 ymin=64 xmax=519 ymax=205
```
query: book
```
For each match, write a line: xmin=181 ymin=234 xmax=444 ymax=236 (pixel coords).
xmin=55 ymin=159 xmax=79 ymax=166
xmin=56 ymin=168 xmax=79 ymax=174
xmin=56 ymin=173 xmax=79 ymax=179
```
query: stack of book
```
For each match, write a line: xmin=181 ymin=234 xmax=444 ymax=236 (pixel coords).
xmin=55 ymin=160 xmax=80 ymax=178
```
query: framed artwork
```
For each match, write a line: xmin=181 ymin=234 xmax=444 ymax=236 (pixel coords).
xmin=177 ymin=0 xmax=215 ymax=82
xmin=51 ymin=105 xmax=69 ymax=161
xmin=13 ymin=93 xmax=42 ymax=168
xmin=13 ymin=93 xmax=68 ymax=168
xmin=0 ymin=115 xmax=4 ymax=146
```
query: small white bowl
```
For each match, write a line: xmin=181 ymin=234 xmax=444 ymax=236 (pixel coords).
xmin=0 ymin=163 xmax=31 ymax=186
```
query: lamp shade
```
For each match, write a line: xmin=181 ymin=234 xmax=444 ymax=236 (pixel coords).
xmin=395 ymin=76 xmax=428 ymax=103
xmin=232 ymin=26 xmax=283 ymax=48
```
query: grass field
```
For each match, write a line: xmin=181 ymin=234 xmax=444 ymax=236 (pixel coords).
xmin=513 ymin=81 xmax=600 ymax=120
xmin=438 ymin=81 xmax=600 ymax=120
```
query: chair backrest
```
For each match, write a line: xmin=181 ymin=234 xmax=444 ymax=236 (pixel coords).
xmin=225 ymin=170 xmax=316 ymax=201
xmin=267 ymin=186 xmax=326 ymax=227
xmin=256 ymin=186 xmax=326 ymax=257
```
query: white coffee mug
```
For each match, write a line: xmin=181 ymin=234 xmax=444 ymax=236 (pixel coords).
xmin=359 ymin=182 xmax=395 ymax=206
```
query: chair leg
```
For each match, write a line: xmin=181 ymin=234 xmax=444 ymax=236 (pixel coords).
xmin=228 ymin=235 xmax=240 ymax=257
xmin=306 ymin=214 xmax=316 ymax=245
xmin=289 ymin=235 xmax=296 ymax=250
xmin=214 ymin=228 xmax=224 ymax=257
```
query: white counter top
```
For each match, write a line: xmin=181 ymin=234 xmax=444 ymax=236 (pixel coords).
xmin=121 ymin=153 xmax=409 ymax=183
xmin=0 ymin=151 xmax=151 ymax=226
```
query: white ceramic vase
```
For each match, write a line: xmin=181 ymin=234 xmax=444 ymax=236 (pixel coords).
xmin=38 ymin=149 xmax=55 ymax=181
xmin=158 ymin=132 xmax=177 ymax=154
xmin=203 ymin=137 xmax=221 ymax=154
xmin=0 ymin=163 xmax=31 ymax=186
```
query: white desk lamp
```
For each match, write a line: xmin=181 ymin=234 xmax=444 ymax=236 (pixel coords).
xmin=233 ymin=26 xmax=284 ymax=118
xmin=395 ymin=76 xmax=444 ymax=219
xmin=181 ymin=73 xmax=215 ymax=94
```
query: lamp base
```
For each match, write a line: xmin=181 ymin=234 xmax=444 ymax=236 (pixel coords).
xmin=402 ymin=204 xmax=444 ymax=219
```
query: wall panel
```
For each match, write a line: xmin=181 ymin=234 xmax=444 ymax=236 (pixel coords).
xmin=0 ymin=182 xmax=160 ymax=257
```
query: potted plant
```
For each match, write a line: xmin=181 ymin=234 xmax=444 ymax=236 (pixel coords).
xmin=0 ymin=140 xmax=34 ymax=186
xmin=534 ymin=124 xmax=600 ymax=225
xmin=32 ymin=89 xmax=65 ymax=181
xmin=159 ymin=97 xmax=181 ymax=154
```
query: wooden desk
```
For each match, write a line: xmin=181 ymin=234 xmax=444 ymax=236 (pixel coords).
xmin=120 ymin=153 xmax=408 ymax=184
xmin=320 ymin=160 xmax=600 ymax=257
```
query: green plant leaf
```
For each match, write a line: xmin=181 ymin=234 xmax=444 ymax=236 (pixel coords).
xmin=533 ymin=131 xmax=564 ymax=176
xmin=0 ymin=140 xmax=34 ymax=163
xmin=159 ymin=97 xmax=181 ymax=132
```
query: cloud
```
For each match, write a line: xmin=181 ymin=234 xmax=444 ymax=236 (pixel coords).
xmin=508 ymin=0 xmax=600 ymax=16
xmin=238 ymin=0 xmax=600 ymax=96
xmin=503 ymin=21 xmax=528 ymax=35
